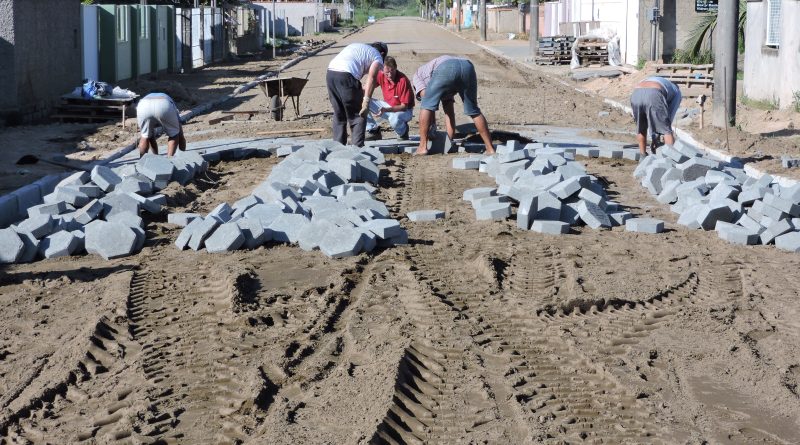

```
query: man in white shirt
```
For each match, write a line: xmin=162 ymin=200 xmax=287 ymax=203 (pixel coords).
xmin=326 ymin=42 xmax=387 ymax=147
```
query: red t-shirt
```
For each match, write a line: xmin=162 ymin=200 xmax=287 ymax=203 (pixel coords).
xmin=377 ymin=70 xmax=414 ymax=108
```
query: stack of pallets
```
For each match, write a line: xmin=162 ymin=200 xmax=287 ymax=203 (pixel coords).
xmin=575 ymin=38 xmax=609 ymax=66
xmin=52 ymin=95 xmax=138 ymax=126
xmin=653 ymin=64 xmax=714 ymax=98
xmin=535 ymin=36 xmax=575 ymax=65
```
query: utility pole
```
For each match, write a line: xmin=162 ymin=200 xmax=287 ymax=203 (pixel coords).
xmin=479 ymin=0 xmax=486 ymax=41
xmin=426 ymin=0 xmax=429 ymax=19
xmin=713 ymin=0 xmax=738 ymax=127
xmin=649 ymin=0 xmax=660 ymax=61
xmin=272 ymin=0 xmax=276 ymax=59
xmin=529 ymin=0 xmax=539 ymax=58
xmin=457 ymin=0 xmax=461 ymax=31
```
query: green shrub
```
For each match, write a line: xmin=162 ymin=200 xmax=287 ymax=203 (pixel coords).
xmin=672 ymin=49 xmax=713 ymax=65
xmin=793 ymin=91 xmax=800 ymax=113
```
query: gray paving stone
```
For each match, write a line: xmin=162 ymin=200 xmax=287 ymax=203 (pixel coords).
xmin=760 ymin=218 xmax=794 ymax=245
xmin=168 ymin=213 xmax=201 ymax=227
xmin=0 ymin=194 xmax=18 ymax=228
xmin=715 ymin=221 xmax=760 ymax=245
xmin=252 ymin=181 xmax=299 ymax=203
xmin=319 ymin=226 xmax=365 ymax=258
xmin=55 ymin=186 xmax=92 ymax=208
xmin=116 ymin=176 xmax=154 ymax=195
xmin=516 ymin=192 xmax=537 ymax=230
xmin=187 ymin=217 xmax=221 ymax=251
xmin=577 ymin=188 xmax=606 ymax=208
xmin=708 ymin=183 xmax=740 ymax=201
xmin=245 ymin=203 xmax=288 ymax=227
xmin=737 ymin=186 xmax=768 ymax=205
xmin=531 ymin=220 xmax=569 ymax=234
xmin=39 ymin=230 xmax=80 ymax=259
xmin=598 ymin=148 xmax=623 ymax=159
xmin=407 ymin=210 xmax=445 ymax=221
xmin=633 ymin=155 xmax=656 ymax=178
xmin=204 ymin=223 xmax=245 ymax=253
xmin=622 ymin=149 xmax=641 ymax=161
xmin=576 ymin=200 xmax=611 ymax=229
xmin=91 ymin=165 xmax=122 ymax=192
xmin=296 ymin=220 xmax=331 ymax=251
xmin=775 ymin=231 xmax=800 ymax=252
xmin=560 ymin=200 xmax=581 ymax=225
xmin=101 ymin=193 xmax=140 ymax=219
xmin=534 ymin=191 xmax=562 ymax=221
xmin=74 ymin=199 xmax=103 ymax=225
xmin=677 ymin=157 xmax=719 ymax=181
xmin=673 ymin=139 xmax=702 ymax=158
xmin=463 ymin=187 xmax=497 ymax=203
xmin=472 ymin=196 xmax=510 ymax=210
xmin=236 ymin=217 xmax=272 ymax=249
xmin=72 ymin=184 xmax=104 ymax=198
xmin=268 ymin=213 xmax=309 ymax=243
xmin=137 ymin=153 xmax=175 ymax=183
xmin=609 ymin=211 xmax=633 ymax=226
xmin=85 ymin=220 xmax=138 ymax=259
xmin=361 ymin=219 xmax=403 ymax=239
xmin=356 ymin=227 xmax=377 ymax=252
xmin=17 ymin=214 xmax=55 ymax=239
xmin=27 ymin=202 xmax=68 ymax=218
xmin=14 ymin=184 xmax=42 ymax=219
xmin=175 ymin=216 xmax=205 ymax=250
xmin=556 ymin=162 xmax=587 ymax=180
xmin=530 ymin=173 xmax=562 ymax=191
xmin=106 ymin=212 xmax=144 ymax=229
xmin=209 ymin=202 xmax=233 ymax=223
xmin=57 ymin=171 xmax=90 ymax=188
xmin=452 ymin=157 xmax=481 ymax=170
xmin=760 ymin=202 xmax=787 ymax=221
xmin=625 ymin=218 xmax=665 ymax=233
xmin=475 ymin=202 xmax=511 ymax=220
xmin=705 ymin=170 xmax=735 ymax=186
xmin=549 ymin=177 xmax=583 ymax=200
xmin=357 ymin=160 xmax=381 ymax=184
xmin=124 ymin=192 xmax=161 ymax=215
xmin=657 ymin=180 xmax=681 ymax=204
xmin=780 ymin=184 xmax=800 ymax=203
xmin=15 ymin=230 xmax=39 ymax=263
xmin=658 ymin=168 xmax=682 ymax=190
xmin=754 ymin=173 xmax=773 ymax=189
xmin=660 ymin=145 xmax=688 ymax=163
xmin=0 ymin=228 xmax=24 ymax=263
xmin=763 ymin=193 xmax=800 ymax=216
xmin=643 ymin=166 xmax=669 ymax=195
xmin=696 ymin=202 xmax=735 ymax=230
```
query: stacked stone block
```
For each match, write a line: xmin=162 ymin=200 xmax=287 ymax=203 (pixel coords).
xmin=635 ymin=143 xmax=800 ymax=250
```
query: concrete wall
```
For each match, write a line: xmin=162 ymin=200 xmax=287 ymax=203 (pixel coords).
xmin=638 ymin=0 xmax=708 ymax=63
xmin=487 ymin=8 xmax=521 ymax=33
xmin=252 ymin=2 xmax=330 ymax=36
xmin=744 ymin=0 xmax=800 ymax=109
xmin=1 ymin=0 xmax=82 ymax=125
xmin=0 ymin=0 xmax=17 ymax=123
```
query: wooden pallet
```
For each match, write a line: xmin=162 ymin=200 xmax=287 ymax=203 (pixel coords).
xmin=653 ymin=63 xmax=714 ymax=98
xmin=53 ymin=95 xmax=136 ymax=126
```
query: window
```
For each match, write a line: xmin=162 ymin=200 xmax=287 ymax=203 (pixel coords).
xmin=766 ymin=0 xmax=781 ymax=47
xmin=140 ymin=8 xmax=150 ymax=39
xmin=117 ymin=6 xmax=129 ymax=42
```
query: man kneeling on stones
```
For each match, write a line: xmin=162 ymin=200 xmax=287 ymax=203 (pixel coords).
xmin=412 ymin=55 xmax=495 ymax=155
xmin=365 ymin=56 xmax=415 ymax=141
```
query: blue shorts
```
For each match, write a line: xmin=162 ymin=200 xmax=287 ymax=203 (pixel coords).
xmin=420 ymin=59 xmax=481 ymax=116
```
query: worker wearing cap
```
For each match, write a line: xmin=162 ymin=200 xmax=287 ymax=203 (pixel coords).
xmin=326 ymin=42 xmax=388 ymax=147
xmin=136 ymin=92 xmax=186 ymax=157
xmin=412 ymin=55 xmax=495 ymax=155
xmin=630 ymin=76 xmax=682 ymax=155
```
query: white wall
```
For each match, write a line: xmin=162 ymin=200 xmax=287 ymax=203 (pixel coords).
xmin=744 ymin=1 xmax=800 ymax=109
xmin=82 ymin=5 xmax=98 ymax=80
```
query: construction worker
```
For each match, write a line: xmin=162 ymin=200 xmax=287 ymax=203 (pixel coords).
xmin=412 ymin=55 xmax=495 ymax=155
xmin=326 ymin=42 xmax=388 ymax=147
xmin=630 ymin=76 xmax=682 ymax=155
xmin=366 ymin=56 xmax=415 ymax=141
xmin=136 ymin=92 xmax=186 ymax=157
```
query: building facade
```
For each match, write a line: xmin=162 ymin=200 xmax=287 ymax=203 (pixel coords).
xmin=0 ymin=0 xmax=82 ymax=125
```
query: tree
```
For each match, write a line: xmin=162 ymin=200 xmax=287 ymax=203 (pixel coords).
xmin=684 ymin=0 xmax=746 ymax=60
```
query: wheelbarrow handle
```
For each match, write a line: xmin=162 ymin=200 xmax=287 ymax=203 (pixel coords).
xmin=305 ymin=71 xmax=311 ymax=80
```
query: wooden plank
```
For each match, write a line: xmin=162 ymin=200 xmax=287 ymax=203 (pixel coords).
xmin=208 ymin=114 xmax=235 ymax=125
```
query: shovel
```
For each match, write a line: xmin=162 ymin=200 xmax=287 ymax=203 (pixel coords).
xmin=16 ymin=154 xmax=91 ymax=172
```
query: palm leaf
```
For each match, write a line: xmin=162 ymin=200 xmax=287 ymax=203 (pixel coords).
xmin=683 ymin=0 xmax=747 ymax=58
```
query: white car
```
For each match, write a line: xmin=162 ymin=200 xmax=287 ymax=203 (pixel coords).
xmin=367 ymin=16 xmax=376 ymax=23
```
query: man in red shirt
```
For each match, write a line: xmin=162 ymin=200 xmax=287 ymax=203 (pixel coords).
xmin=366 ymin=56 xmax=415 ymax=140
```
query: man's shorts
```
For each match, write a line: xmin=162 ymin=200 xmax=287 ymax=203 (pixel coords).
xmin=420 ymin=59 xmax=481 ymax=116
xmin=137 ymin=95 xmax=181 ymax=138
xmin=631 ymin=87 xmax=672 ymax=137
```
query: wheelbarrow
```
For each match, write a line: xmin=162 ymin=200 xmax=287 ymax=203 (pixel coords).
xmin=257 ymin=72 xmax=310 ymax=121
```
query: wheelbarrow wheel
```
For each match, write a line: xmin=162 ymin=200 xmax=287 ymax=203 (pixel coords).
xmin=270 ymin=95 xmax=283 ymax=121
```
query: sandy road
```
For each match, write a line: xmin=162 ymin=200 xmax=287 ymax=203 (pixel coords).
xmin=1 ymin=17 xmax=800 ymax=445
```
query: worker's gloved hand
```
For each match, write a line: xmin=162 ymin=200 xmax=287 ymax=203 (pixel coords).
xmin=359 ymin=97 xmax=370 ymax=118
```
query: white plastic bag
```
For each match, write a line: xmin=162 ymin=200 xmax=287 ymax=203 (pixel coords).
xmin=570 ymin=28 xmax=623 ymax=69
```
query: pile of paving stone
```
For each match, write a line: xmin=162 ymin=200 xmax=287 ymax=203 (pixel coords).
xmin=635 ymin=141 xmax=800 ymax=252
xmin=0 ymin=151 xmax=209 ymax=263
xmin=172 ymin=141 xmax=407 ymax=258
xmin=451 ymin=141 xmax=663 ymax=234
